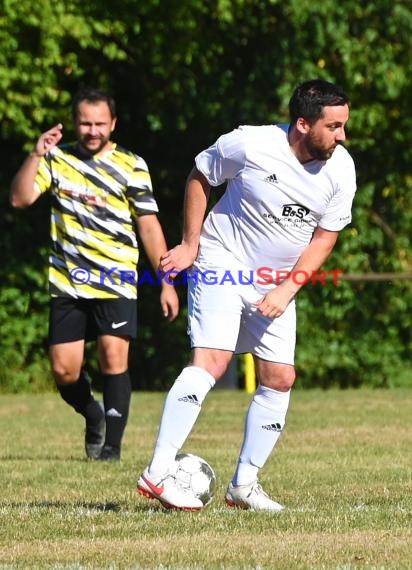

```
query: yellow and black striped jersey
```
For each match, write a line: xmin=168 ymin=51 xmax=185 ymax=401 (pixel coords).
xmin=35 ymin=142 xmax=159 ymax=299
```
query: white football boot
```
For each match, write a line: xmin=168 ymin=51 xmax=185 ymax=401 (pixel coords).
xmin=225 ymin=480 xmax=284 ymax=512
xmin=137 ymin=467 xmax=203 ymax=511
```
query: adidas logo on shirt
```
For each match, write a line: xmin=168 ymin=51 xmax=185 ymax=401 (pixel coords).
xmin=262 ymin=422 xmax=282 ymax=432
xmin=178 ymin=394 xmax=200 ymax=406
xmin=264 ymin=173 xmax=278 ymax=185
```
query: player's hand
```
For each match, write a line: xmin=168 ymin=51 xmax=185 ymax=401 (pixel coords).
xmin=33 ymin=124 xmax=63 ymax=157
xmin=159 ymin=243 xmax=198 ymax=274
xmin=255 ymin=285 xmax=294 ymax=319
xmin=160 ymin=284 xmax=179 ymax=321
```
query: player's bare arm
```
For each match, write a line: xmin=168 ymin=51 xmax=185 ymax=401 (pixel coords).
xmin=256 ymin=227 xmax=339 ymax=318
xmin=136 ymin=214 xmax=179 ymax=321
xmin=10 ymin=123 xmax=63 ymax=209
xmin=160 ymin=167 xmax=211 ymax=274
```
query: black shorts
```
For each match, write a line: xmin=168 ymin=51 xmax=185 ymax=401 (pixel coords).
xmin=48 ymin=297 xmax=138 ymax=345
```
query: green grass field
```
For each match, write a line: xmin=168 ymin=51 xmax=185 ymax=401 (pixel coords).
xmin=0 ymin=388 xmax=411 ymax=569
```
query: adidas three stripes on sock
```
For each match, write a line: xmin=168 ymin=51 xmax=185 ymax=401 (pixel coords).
xmin=148 ymin=366 xmax=215 ymax=478
xmin=233 ymin=385 xmax=291 ymax=486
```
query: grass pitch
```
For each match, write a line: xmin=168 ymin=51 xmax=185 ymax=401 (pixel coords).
xmin=0 ymin=388 xmax=411 ymax=569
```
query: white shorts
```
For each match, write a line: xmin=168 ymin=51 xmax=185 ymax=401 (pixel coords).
xmin=187 ymin=246 xmax=296 ymax=365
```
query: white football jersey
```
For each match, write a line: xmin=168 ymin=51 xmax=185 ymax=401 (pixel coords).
xmin=195 ymin=124 xmax=356 ymax=272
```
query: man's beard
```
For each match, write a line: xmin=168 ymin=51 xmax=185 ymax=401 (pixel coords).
xmin=78 ymin=135 xmax=110 ymax=156
xmin=305 ymin=133 xmax=337 ymax=161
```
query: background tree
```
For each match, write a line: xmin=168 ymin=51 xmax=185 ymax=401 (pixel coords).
xmin=1 ymin=0 xmax=411 ymax=391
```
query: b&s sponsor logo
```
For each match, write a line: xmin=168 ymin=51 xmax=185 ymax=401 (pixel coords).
xmin=263 ymin=203 xmax=311 ymax=228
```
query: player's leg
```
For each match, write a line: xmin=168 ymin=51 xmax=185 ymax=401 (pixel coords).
xmin=225 ymin=297 xmax=296 ymax=511
xmin=147 ymin=347 xmax=232 ymax=478
xmin=146 ymin=265 xmax=242 ymax=477
xmin=138 ymin=346 xmax=231 ymax=510
xmin=138 ymin=264 xmax=243 ymax=509
xmin=93 ymin=298 xmax=137 ymax=461
xmin=226 ymin=359 xmax=294 ymax=511
xmin=49 ymin=298 xmax=105 ymax=459
xmin=96 ymin=334 xmax=131 ymax=460
xmin=232 ymin=359 xmax=295 ymax=485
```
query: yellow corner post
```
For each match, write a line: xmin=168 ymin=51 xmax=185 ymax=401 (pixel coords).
xmin=244 ymin=353 xmax=256 ymax=393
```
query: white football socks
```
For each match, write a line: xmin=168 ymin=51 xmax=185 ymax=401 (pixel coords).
xmin=148 ymin=366 xmax=215 ymax=479
xmin=232 ymin=385 xmax=291 ymax=486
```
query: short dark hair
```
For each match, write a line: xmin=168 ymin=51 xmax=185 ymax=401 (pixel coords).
xmin=72 ymin=87 xmax=116 ymax=119
xmin=288 ymin=79 xmax=349 ymax=125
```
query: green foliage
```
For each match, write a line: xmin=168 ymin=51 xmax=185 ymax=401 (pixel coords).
xmin=1 ymin=202 xmax=53 ymax=392
xmin=0 ymin=0 xmax=411 ymax=391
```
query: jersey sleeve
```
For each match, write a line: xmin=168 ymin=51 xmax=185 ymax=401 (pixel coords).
xmin=319 ymin=151 xmax=357 ymax=231
xmin=126 ymin=155 xmax=159 ymax=216
xmin=195 ymin=127 xmax=247 ymax=187
xmin=34 ymin=154 xmax=53 ymax=194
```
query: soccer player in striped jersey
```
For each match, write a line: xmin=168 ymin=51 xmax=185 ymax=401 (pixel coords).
xmin=10 ymin=87 xmax=179 ymax=461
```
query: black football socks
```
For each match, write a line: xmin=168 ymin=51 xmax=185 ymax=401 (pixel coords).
xmin=102 ymin=371 xmax=132 ymax=456
xmin=57 ymin=369 xmax=103 ymax=425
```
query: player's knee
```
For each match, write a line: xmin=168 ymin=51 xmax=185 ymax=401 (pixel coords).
xmin=211 ymin=364 xmax=229 ymax=381
xmin=50 ymin=361 xmax=79 ymax=386
xmin=192 ymin=350 xmax=232 ymax=381
xmin=52 ymin=370 xmax=78 ymax=386
xmin=99 ymin=357 xmax=128 ymax=375
xmin=278 ymin=371 xmax=296 ymax=391
xmin=99 ymin=347 xmax=128 ymax=374
xmin=206 ymin=357 xmax=234 ymax=381
xmin=263 ymin=366 xmax=296 ymax=392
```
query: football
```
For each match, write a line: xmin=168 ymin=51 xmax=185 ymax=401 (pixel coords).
xmin=174 ymin=453 xmax=216 ymax=508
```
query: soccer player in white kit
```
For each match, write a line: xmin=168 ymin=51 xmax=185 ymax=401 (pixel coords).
xmin=138 ymin=79 xmax=357 ymax=510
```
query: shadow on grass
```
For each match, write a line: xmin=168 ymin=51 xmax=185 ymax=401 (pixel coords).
xmin=1 ymin=500 xmax=122 ymax=512
xmin=0 ymin=455 xmax=105 ymax=462
xmin=0 ymin=500 xmax=181 ymax=514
